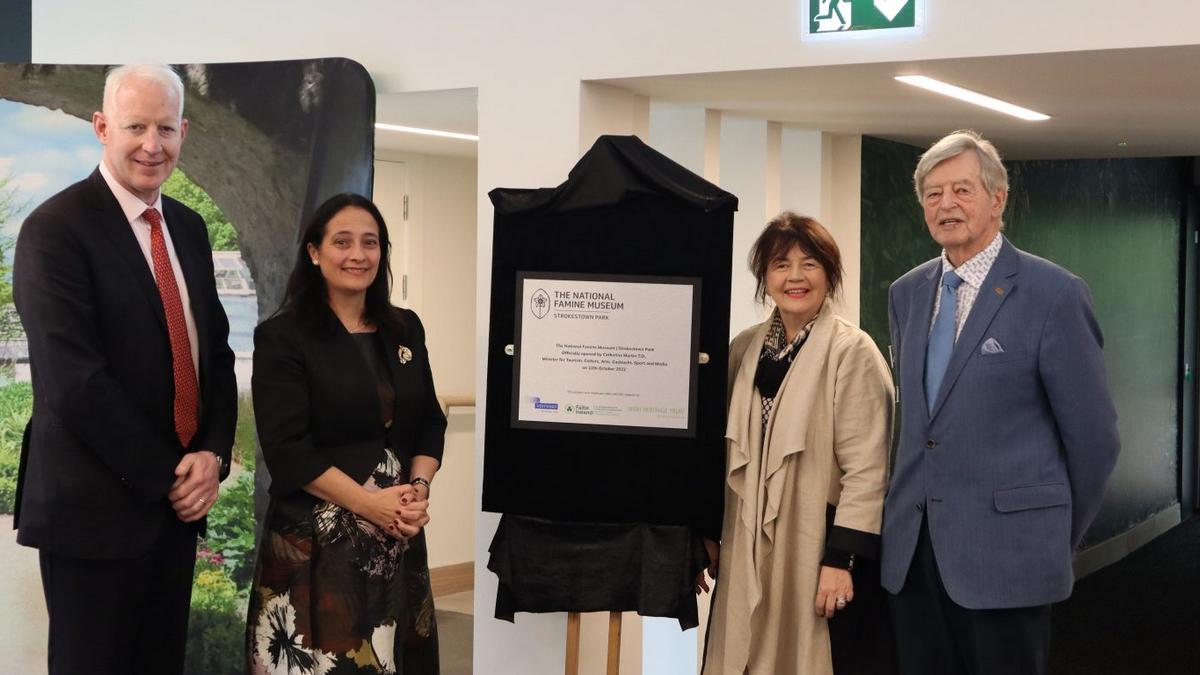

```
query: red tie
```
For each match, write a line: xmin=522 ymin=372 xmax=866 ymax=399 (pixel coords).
xmin=143 ymin=208 xmax=199 ymax=448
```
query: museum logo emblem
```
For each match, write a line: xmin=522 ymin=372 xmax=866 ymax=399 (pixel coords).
xmin=531 ymin=288 xmax=551 ymax=319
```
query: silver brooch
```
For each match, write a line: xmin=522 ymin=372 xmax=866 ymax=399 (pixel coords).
xmin=397 ymin=345 xmax=413 ymax=364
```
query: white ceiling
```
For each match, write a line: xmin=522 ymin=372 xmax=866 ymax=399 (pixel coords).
xmin=372 ymin=45 xmax=1200 ymax=161
xmin=600 ymin=44 xmax=1200 ymax=160
xmin=374 ymin=88 xmax=478 ymax=158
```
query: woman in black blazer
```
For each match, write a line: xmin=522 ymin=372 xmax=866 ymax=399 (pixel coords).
xmin=246 ymin=194 xmax=447 ymax=674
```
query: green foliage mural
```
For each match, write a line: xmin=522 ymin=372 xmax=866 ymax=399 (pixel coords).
xmin=0 ymin=176 xmax=33 ymax=511
xmin=187 ymin=544 xmax=247 ymax=675
xmin=163 ymin=170 xmax=240 ymax=251
xmin=185 ymin=396 xmax=259 ymax=675
xmin=186 ymin=471 xmax=257 ymax=674
xmin=0 ymin=174 xmax=28 ymax=342
xmin=0 ymin=382 xmax=32 ymax=514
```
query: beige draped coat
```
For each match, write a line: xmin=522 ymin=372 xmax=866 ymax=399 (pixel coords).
xmin=703 ymin=306 xmax=895 ymax=675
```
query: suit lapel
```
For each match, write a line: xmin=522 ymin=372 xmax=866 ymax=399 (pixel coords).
xmin=89 ymin=171 xmax=168 ymax=332
xmin=929 ymin=238 xmax=1019 ymax=419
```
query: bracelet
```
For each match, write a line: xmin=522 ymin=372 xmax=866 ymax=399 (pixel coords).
xmin=410 ymin=477 xmax=431 ymax=495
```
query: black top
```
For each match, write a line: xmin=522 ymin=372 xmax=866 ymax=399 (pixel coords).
xmin=252 ymin=307 xmax=446 ymax=497
xmin=350 ymin=331 xmax=395 ymax=428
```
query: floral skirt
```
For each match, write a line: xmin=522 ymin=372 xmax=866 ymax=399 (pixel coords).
xmin=246 ymin=448 xmax=439 ymax=674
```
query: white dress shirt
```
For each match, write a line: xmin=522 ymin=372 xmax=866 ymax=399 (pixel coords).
xmin=98 ymin=162 xmax=200 ymax=375
xmin=930 ymin=232 xmax=1003 ymax=341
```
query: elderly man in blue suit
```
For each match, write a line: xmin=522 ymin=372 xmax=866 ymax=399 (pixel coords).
xmin=882 ymin=130 xmax=1120 ymax=675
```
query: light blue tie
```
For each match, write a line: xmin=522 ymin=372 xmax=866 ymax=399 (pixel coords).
xmin=925 ymin=270 xmax=963 ymax=413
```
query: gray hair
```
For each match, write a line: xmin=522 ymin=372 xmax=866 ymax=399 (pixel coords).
xmin=913 ymin=129 xmax=1008 ymax=203
xmin=102 ymin=64 xmax=185 ymax=119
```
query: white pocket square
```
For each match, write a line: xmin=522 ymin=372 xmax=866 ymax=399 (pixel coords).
xmin=981 ymin=337 xmax=1005 ymax=355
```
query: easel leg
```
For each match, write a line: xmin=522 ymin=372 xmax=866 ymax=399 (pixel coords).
xmin=566 ymin=611 xmax=581 ymax=675
xmin=606 ymin=611 xmax=623 ymax=675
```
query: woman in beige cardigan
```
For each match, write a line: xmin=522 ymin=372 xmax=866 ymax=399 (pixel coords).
xmin=701 ymin=212 xmax=895 ymax=675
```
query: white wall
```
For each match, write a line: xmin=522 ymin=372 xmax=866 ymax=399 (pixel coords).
xmin=375 ymin=151 xmax=477 ymax=569
xmin=721 ymin=116 xmax=772 ymax=335
xmin=780 ymin=128 xmax=825 ymax=225
xmin=472 ymin=77 xmax=585 ymax=675
xmin=648 ymin=103 xmax=708 ymax=176
xmin=34 ymin=1 xmax=1200 ymax=94
xmin=579 ymin=81 xmax=649 ymax=150
xmin=827 ymin=134 xmax=863 ymax=324
xmin=645 ymin=101 xmax=725 ymax=675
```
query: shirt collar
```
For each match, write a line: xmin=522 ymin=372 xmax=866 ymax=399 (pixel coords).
xmin=941 ymin=232 xmax=1003 ymax=288
xmin=98 ymin=162 xmax=164 ymax=226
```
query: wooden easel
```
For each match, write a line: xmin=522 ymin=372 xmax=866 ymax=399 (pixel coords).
xmin=564 ymin=611 xmax=623 ymax=675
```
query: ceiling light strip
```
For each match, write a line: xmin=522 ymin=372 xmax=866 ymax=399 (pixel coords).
xmin=894 ymin=75 xmax=1050 ymax=122
xmin=374 ymin=123 xmax=479 ymax=141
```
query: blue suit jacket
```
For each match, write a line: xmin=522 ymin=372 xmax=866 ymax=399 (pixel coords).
xmin=882 ymin=237 xmax=1119 ymax=609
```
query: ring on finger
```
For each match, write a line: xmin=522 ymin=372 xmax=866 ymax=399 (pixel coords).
xmin=198 ymin=497 xmax=207 ymax=505
xmin=835 ymin=596 xmax=847 ymax=609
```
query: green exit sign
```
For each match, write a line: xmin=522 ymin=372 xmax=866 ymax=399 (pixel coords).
xmin=802 ymin=0 xmax=924 ymax=40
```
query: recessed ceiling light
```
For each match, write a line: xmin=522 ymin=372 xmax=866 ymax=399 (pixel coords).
xmin=894 ymin=75 xmax=1050 ymax=122
xmin=375 ymin=123 xmax=479 ymax=141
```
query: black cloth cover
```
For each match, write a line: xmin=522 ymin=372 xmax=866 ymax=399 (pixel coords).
xmin=488 ymin=515 xmax=710 ymax=629
xmin=484 ymin=135 xmax=736 ymax=622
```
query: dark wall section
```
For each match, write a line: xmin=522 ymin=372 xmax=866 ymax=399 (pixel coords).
xmin=0 ymin=0 xmax=32 ymax=62
xmin=859 ymin=137 xmax=933 ymax=352
xmin=861 ymin=135 xmax=1185 ymax=547
xmin=1179 ymin=166 xmax=1199 ymax=519
xmin=1007 ymin=157 xmax=1183 ymax=544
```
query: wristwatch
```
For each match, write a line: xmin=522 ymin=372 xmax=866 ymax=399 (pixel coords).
xmin=410 ymin=476 xmax=432 ymax=496
xmin=204 ymin=450 xmax=228 ymax=475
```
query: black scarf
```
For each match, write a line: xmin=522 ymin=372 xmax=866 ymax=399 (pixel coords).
xmin=753 ymin=310 xmax=815 ymax=398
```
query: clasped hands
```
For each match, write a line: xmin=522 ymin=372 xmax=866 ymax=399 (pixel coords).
xmin=169 ymin=450 xmax=222 ymax=523
xmin=364 ymin=484 xmax=430 ymax=540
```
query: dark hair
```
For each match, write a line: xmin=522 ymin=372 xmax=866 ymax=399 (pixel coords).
xmin=749 ymin=211 xmax=844 ymax=302
xmin=276 ymin=193 xmax=405 ymax=336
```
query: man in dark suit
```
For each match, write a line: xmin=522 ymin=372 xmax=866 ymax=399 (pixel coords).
xmin=882 ymin=130 xmax=1120 ymax=675
xmin=13 ymin=64 xmax=237 ymax=674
